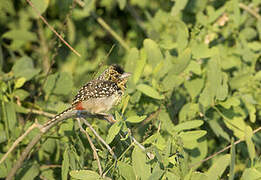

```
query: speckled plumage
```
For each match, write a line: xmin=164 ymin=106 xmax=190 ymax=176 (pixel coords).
xmin=43 ymin=64 xmax=130 ymax=127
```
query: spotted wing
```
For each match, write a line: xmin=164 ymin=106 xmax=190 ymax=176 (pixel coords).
xmin=72 ymin=80 xmax=119 ymax=106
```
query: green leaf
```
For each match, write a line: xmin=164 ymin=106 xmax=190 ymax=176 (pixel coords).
xmin=30 ymin=0 xmax=49 ymax=17
xmin=219 ymin=97 xmax=240 ymax=109
xmin=229 ymin=73 xmax=251 ymax=90
xmin=165 ymin=172 xmax=180 ymax=179
xmin=14 ymin=77 xmax=26 ymax=89
xmin=231 ymin=0 xmax=240 ymax=28
xmin=20 ymin=164 xmax=40 ymax=180
xmin=2 ymin=30 xmax=37 ymax=42
xmin=206 ymin=154 xmax=231 ymax=179
xmin=208 ymin=52 xmax=222 ymax=99
xmin=184 ymin=78 xmax=204 ymax=99
xmin=121 ymin=94 xmax=130 ymax=114
xmin=159 ymin=110 xmax=175 ymax=134
xmin=106 ymin=121 xmax=122 ymax=144
xmin=144 ymin=39 xmax=163 ymax=67
xmin=43 ymin=73 xmax=57 ymax=96
xmin=185 ymin=61 xmax=202 ymax=75
xmin=162 ymin=73 xmax=184 ymax=91
xmin=170 ymin=48 xmax=191 ymax=75
xmin=245 ymin=126 xmax=255 ymax=164
xmin=69 ymin=170 xmax=101 ymax=180
xmin=118 ymin=161 xmax=135 ymax=180
xmin=241 ymin=168 xmax=261 ymax=180
xmin=179 ymin=103 xmax=199 ymax=122
xmin=0 ymin=131 xmax=7 ymax=143
xmin=208 ymin=120 xmax=230 ymax=141
xmin=243 ymin=100 xmax=256 ymax=123
xmin=199 ymin=49 xmax=228 ymax=107
xmin=53 ymin=72 xmax=73 ymax=95
xmin=199 ymin=84 xmax=213 ymax=107
xmin=132 ymin=146 xmax=151 ymax=180
xmin=179 ymin=130 xmax=207 ymax=141
xmin=223 ymin=117 xmax=246 ymax=140
xmin=171 ymin=0 xmax=189 ymax=16
xmin=148 ymin=169 xmax=164 ymax=180
xmin=12 ymin=56 xmax=40 ymax=81
xmin=229 ymin=138 xmax=235 ymax=180
xmin=173 ymin=120 xmax=204 ymax=132
xmin=137 ymin=84 xmax=164 ymax=100
xmin=43 ymin=72 xmax=73 ymax=96
xmin=13 ymin=89 xmax=30 ymax=101
xmin=144 ymin=133 xmax=166 ymax=151
xmin=42 ymin=138 xmax=56 ymax=154
xmin=191 ymin=41 xmax=211 ymax=59
xmin=216 ymin=73 xmax=228 ymax=101
xmin=0 ymin=45 xmax=3 ymax=71
xmin=117 ymin=0 xmax=126 ymax=10
xmin=126 ymin=115 xmax=146 ymax=123
xmin=5 ymin=102 xmax=17 ymax=133
xmin=188 ymin=172 xmax=208 ymax=180
xmin=125 ymin=48 xmax=139 ymax=78
xmin=62 ymin=147 xmax=69 ymax=180
xmin=135 ymin=49 xmax=147 ymax=84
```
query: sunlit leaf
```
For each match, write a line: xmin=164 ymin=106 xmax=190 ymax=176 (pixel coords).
xmin=206 ymin=154 xmax=230 ymax=179
xmin=132 ymin=146 xmax=151 ymax=180
xmin=118 ymin=161 xmax=135 ymax=180
xmin=62 ymin=147 xmax=69 ymax=180
xmin=170 ymin=48 xmax=191 ymax=75
xmin=14 ymin=77 xmax=26 ymax=89
xmin=106 ymin=121 xmax=122 ymax=144
xmin=241 ymin=168 xmax=261 ymax=180
xmin=137 ymin=84 xmax=164 ymax=100
xmin=173 ymin=120 xmax=204 ymax=132
xmin=69 ymin=170 xmax=101 ymax=180
xmin=12 ymin=56 xmax=40 ymax=81
xmin=126 ymin=115 xmax=146 ymax=123
xmin=179 ymin=130 xmax=207 ymax=141
xmin=144 ymin=39 xmax=163 ymax=67
xmin=245 ymin=126 xmax=255 ymax=164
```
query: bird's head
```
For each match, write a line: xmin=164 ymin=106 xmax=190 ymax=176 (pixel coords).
xmin=99 ymin=64 xmax=131 ymax=90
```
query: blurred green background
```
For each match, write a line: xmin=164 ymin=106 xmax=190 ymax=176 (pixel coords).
xmin=0 ymin=0 xmax=260 ymax=179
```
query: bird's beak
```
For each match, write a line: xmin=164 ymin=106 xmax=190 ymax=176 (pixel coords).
xmin=120 ymin=72 xmax=132 ymax=79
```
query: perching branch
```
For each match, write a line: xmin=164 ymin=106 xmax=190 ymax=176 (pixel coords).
xmin=6 ymin=110 xmax=79 ymax=180
xmin=5 ymin=108 xmax=152 ymax=179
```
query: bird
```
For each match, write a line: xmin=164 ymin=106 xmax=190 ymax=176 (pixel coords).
xmin=43 ymin=64 xmax=131 ymax=127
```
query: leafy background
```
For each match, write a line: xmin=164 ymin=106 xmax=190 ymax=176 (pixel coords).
xmin=0 ymin=0 xmax=261 ymax=179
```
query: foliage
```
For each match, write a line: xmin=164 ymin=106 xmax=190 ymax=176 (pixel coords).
xmin=0 ymin=0 xmax=261 ymax=179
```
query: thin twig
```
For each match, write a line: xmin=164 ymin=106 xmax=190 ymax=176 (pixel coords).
xmin=6 ymin=132 xmax=44 ymax=180
xmin=190 ymin=126 xmax=261 ymax=168
xmin=0 ymin=123 xmax=38 ymax=164
xmin=80 ymin=117 xmax=117 ymax=160
xmin=239 ymin=3 xmax=261 ymax=20
xmin=5 ymin=110 xmax=79 ymax=179
xmin=74 ymin=0 xmax=130 ymax=50
xmin=126 ymin=129 xmax=154 ymax=159
xmin=142 ymin=108 xmax=161 ymax=125
xmin=126 ymin=3 xmax=147 ymax=36
xmin=92 ymin=13 xmax=130 ymax=51
xmin=26 ymin=0 xmax=81 ymax=57
xmin=77 ymin=118 xmax=103 ymax=176
xmin=26 ymin=109 xmax=54 ymax=118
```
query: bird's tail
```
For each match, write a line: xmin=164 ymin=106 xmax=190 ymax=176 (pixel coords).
xmin=43 ymin=106 xmax=76 ymax=127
